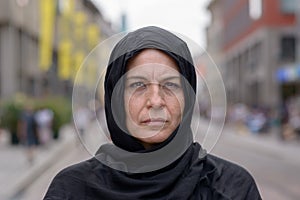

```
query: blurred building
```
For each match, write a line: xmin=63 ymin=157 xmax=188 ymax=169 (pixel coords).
xmin=0 ymin=0 xmax=115 ymax=99
xmin=206 ymin=0 xmax=299 ymax=110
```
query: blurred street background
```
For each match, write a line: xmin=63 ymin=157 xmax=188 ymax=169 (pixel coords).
xmin=0 ymin=0 xmax=300 ymax=199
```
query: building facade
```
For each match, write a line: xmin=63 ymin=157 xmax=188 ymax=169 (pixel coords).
xmin=0 ymin=0 xmax=115 ymax=99
xmin=207 ymin=0 xmax=299 ymax=110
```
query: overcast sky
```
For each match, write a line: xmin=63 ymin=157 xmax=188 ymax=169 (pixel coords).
xmin=93 ymin=0 xmax=211 ymax=49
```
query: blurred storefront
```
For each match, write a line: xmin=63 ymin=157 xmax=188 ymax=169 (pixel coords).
xmin=276 ymin=64 xmax=300 ymax=139
xmin=277 ymin=64 xmax=300 ymax=99
xmin=0 ymin=0 xmax=115 ymax=99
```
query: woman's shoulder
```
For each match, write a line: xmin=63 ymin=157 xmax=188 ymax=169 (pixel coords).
xmin=53 ymin=157 xmax=93 ymax=176
xmin=207 ymin=154 xmax=253 ymax=178
xmin=205 ymin=154 xmax=262 ymax=199
xmin=44 ymin=157 xmax=100 ymax=199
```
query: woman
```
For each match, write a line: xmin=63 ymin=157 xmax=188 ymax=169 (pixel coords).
xmin=44 ymin=26 xmax=261 ymax=199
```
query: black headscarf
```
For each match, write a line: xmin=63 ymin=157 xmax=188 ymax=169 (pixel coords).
xmin=104 ymin=26 xmax=197 ymax=152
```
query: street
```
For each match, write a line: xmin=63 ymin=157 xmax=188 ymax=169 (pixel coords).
xmin=17 ymin=120 xmax=300 ymax=200
xmin=211 ymin=128 xmax=300 ymax=199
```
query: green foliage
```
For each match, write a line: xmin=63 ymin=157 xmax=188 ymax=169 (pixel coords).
xmin=0 ymin=101 xmax=23 ymax=134
xmin=0 ymin=94 xmax=26 ymax=144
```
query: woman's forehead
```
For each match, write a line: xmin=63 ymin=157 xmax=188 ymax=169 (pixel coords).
xmin=126 ymin=64 xmax=180 ymax=82
xmin=126 ymin=49 xmax=179 ymax=72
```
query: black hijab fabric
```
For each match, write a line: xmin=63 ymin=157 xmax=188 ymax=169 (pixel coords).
xmin=104 ymin=26 xmax=196 ymax=152
xmin=44 ymin=26 xmax=262 ymax=199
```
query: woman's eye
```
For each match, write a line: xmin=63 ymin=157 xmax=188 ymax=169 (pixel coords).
xmin=163 ymin=82 xmax=181 ymax=90
xmin=129 ymin=82 xmax=146 ymax=89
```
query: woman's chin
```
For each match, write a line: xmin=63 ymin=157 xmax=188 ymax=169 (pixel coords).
xmin=135 ymin=131 xmax=172 ymax=147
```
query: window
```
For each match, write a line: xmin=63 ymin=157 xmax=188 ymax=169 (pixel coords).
xmin=280 ymin=36 xmax=296 ymax=62
xmin=249 ymin=0 xmax=263 ymax=20
xmin=249 ymin=42 xmax=262 ymax=71
xmin=280 ymin=0 xmax=297 ymax=14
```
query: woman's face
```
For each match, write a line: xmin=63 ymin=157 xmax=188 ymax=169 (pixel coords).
xmin=124 ymin=49 xmax=185 ymax=148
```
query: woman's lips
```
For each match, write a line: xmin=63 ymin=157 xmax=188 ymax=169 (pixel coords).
xmin=141 ymin=118 xmax=167 ymax=127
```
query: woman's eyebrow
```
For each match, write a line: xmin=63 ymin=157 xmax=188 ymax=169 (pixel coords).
xmin=161 ymin=76 xmax=181 ymax=81
xmin=126 ymin=76 xmax=181 ymax=81
xmin=126 ymin=76 xmax=148 ymax=81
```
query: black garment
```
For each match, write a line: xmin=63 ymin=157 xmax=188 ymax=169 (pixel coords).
xmin=44 ymin=26 xmax=262 ymax=199
xmin=44 ymin=143 xmax=261 ymax=200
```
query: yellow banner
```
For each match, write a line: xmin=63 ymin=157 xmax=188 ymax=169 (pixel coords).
xmin=73 ymin=51 xmax=85 ymax=83
xmin=87 ymin=24 xmax=100 ymax=49
xmin=58 ymin=40 xmax=72 ymax=80
xmin=74 ymin=12 xmax=87 ymax=41
xmin=39 ymin=0 xmax=57 ymax=71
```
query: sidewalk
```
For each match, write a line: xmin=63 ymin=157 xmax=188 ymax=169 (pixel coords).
xmin=0 ymin=125 xmax=78 ymax=200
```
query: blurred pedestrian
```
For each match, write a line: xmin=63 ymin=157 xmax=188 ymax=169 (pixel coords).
xmin=288 ymin=97 xmax=300 ymax=137
xmin=247 ymin=107 xmax=267 ymax=134
xmin=73 ymin=106 xmax=91 ymax=141
xmin=282 ymin=95 xmax=300 ymax=140
xmin=231 ymin=103 xmax=249 ymax=134
xmin=35 ymin=108 xmax=54 ymax=146
xmin=18 ymin=104 xmax=38 ymax=164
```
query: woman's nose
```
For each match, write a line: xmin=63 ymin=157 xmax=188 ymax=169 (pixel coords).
xmin=146 ymin=84 xmax=165 ymax=108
